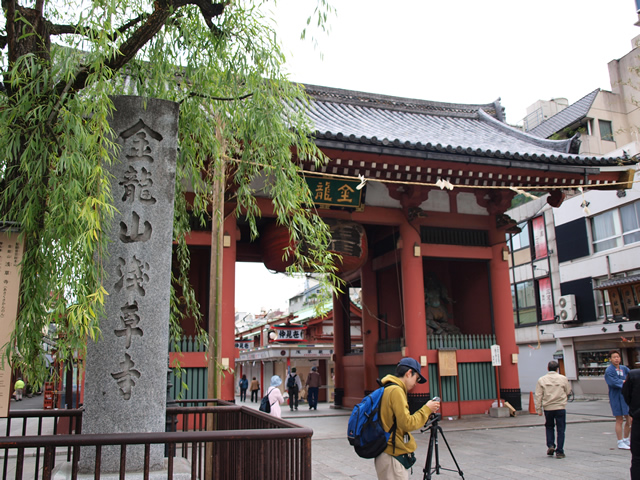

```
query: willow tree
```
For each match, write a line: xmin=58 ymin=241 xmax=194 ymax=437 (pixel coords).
xmin=0 ymin=0 xmax=338 ymax=386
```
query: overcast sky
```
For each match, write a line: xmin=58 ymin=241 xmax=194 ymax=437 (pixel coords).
xmin=271 ymin=0 xmax=640 ymax=124
xmin=235 ymin=0 xmax=640 ymax=313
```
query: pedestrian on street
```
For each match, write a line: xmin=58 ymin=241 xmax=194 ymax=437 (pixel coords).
xmin=375 ymin=357 xmax=440 ymax=480
xmin=286 ymin=367 xmax=303 ymax=411
xmin=306 ymin=366 xmax=322 ymax=410
xmin=250 ymin=377 xmax=260 ymax=403
xmin=238 ymin=374 xmax=248 ymax=402
xmin=534 ymin=360 xmax=571 ymax=459
xmin=605 ymin=350 xmax=632 ymax=449
xmin=623 ymin=367 xmax=640 ymax=479
xmin=265 ymin=375 xmax=285 ymax=419
xmin=13 ymin=378 xmax=24 ymax=401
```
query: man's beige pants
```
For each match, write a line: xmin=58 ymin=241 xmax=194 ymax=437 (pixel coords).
xmin=374 ymin=452 xmax=408 ymax=480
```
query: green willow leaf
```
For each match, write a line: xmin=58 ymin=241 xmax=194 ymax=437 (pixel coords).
xmin=0 ymin=0 xmax=338 ymax=387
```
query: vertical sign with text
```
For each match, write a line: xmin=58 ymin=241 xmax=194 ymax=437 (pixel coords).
xmin=81 ymin=97 xmax=178 ymax=473
xmin=0 ymin=232 xmax=23 ymax=418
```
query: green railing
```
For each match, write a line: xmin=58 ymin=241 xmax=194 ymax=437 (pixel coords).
xmin=170 ymin=335 xmax=207 ymax=352
xmin=169 ymin=367 xmax=208 ymax=401
xmin=428 ymin=362 xmax=496 ymax=401
xmin=169 ymin=336 xmax=208 ymax=400
xmin=427 ymin=334 xmax=496 ymax=350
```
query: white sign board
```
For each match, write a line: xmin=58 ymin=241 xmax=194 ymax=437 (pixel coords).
xmin=0 ymin=232 xmax=24 ymax=418
xmin=491 ymin=344 xmax=501 ymax=366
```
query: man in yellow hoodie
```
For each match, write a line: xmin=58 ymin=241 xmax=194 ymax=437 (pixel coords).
xmin=375 ymin=357 xmax=440 ymax=479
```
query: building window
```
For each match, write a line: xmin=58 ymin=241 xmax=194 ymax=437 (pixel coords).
xmin=599 ymin=120 xmax=614 ymax=142
xmin=594 ymin=270 xmax=640 ymax=321
xmin=621 ymin=202 xmax=640 ymax=245
xmin=591 ymin=200 xmax=640 ymax=253
xmin=509 ymin=222 xmax=530 ymax=251
xmin=512 ymin=280 xmax=537 ymax=325
xmin=594 ymin=284 xmax=611 ymax=320
xmin=591 ymin=210 xmax=621 ymax=252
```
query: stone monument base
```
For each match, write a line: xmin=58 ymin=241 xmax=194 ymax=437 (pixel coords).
xmin=53 ymin=457 xmax=191 ymax=480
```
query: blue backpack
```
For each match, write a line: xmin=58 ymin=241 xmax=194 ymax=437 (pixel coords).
xmin=347 ymin=382 xmax=397 ymax=459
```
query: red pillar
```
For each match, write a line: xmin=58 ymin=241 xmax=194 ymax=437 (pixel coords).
xmin=488 ymin=227 xmax=520 ymax=391
xmin=221 ymin=215 xmax=238 ymax=401
xmin=361 ymin=256 xmax=380 ymax=393
xmin=399 ymin=221 xmax=429 ymax=394
xmin=332 ymin=290 xmax=346 ymax=406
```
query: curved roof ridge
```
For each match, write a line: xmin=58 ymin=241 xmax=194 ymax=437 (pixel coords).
xmin=528 ymin=89 xmax=600 ymax=139
xmin=303 ymin=83 xmax=502 ymax=120
xmin=477 ymin=109 xmax=573 ymax=154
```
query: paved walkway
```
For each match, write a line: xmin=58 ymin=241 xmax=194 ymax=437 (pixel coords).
xmin=5 ymin=394 xmax=634 ymax=479
xmin=239 ymin=394 xmax=632 ymax=479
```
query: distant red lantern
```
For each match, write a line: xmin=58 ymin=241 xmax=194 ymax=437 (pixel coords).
xmin=261 ymin=219 xmax=368 ymax=274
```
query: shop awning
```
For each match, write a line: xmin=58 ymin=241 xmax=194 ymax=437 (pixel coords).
xmin=594 ymin=274 xmax=640 ymax=290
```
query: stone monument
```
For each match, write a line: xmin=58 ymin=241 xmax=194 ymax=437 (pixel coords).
xmin=80 ymin=96 xmax=179 ymax=473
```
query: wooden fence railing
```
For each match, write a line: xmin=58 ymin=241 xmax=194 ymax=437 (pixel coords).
xmin=0 ymin=400 xmax=312 ymax=480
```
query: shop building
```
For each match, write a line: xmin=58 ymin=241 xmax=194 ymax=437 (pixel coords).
xmin=507 ymin=31 xmax=640 ymax=394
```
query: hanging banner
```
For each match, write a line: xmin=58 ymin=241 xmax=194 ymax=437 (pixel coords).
xmin=532 ymin=216 xmax=548 ymax=259
xmin=0 ymin=231 xmax=24 ymax=418
xmin=539 ymin=277 xmax=554 ymax=321
xmin=270 ymin=325 xmax=306 ymax=343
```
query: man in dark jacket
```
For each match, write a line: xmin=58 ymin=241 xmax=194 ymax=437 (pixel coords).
xmin=305 ymin=366 xmax=322 ymax=410
xmin=622 ymin=368 xmax=640 ymax=479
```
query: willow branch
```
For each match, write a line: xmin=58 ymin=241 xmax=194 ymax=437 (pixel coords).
xmin=55 ymin=0 xmax=229 ymax=95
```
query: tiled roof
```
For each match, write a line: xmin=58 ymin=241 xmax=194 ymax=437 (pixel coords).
xmin=528 ymin=89 xmax=600 ymax=139
xmin=303 ymin=85 xmax=630 ymax=168
xmin=594 ymin=274 xmax=640 ymax=290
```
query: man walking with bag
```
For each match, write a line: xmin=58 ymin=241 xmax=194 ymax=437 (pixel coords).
xmin=286 ymin=367 xmax=302 ymax=411
xmin=534 ymin=360 xmax=571 ymax=459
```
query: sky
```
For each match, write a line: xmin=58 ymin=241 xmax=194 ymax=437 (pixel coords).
xmin=235 ymin=262 xmax=308 ymax=314
xmin=270 ymin=0 xmax=640 ymax=125
xmin=235 ymin=0 xmax=640 ymax=313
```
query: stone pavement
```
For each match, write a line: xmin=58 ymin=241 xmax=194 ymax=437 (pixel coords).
xmin=239 ymin=394 xmax=632 ymax=479
xmin=4 ymin=394 xmax=634 ymax=479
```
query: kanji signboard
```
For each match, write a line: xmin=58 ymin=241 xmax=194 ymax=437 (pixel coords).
xmin=270 ymin=326 xmax=306 ymax=343
xmin=306 ymin=177 xmax=363 ymax=209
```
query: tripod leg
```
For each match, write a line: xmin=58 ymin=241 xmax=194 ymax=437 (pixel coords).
xmin=423 ymin=426 xmax=437 ymax=480
xmin=434 ymin=430 xmax=441 ymax=474
xmin=436 ymin=427 xmax=464 ymax=479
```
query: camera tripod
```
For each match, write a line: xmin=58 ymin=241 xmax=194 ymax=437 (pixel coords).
xmin=421 ymin=413 xmax=464 ymax=479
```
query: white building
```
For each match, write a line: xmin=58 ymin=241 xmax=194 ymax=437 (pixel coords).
xmin=510 ymin=32 xmax=640 ymax=395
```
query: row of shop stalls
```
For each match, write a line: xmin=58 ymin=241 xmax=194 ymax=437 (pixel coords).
xmin=233 ymin=297 xmax=364 ymax=403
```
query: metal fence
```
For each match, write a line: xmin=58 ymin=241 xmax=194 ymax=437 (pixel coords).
xmin=428 ymin=362 xmax=497 ymax=401
xmin=427 ymin=334 xmax=496 ymax=350
xmin=0 ymin=401 xmax=312 ymax=480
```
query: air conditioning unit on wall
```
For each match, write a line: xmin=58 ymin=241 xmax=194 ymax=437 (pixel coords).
xmin=557 ymin=294 xmax=577 ymax=323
